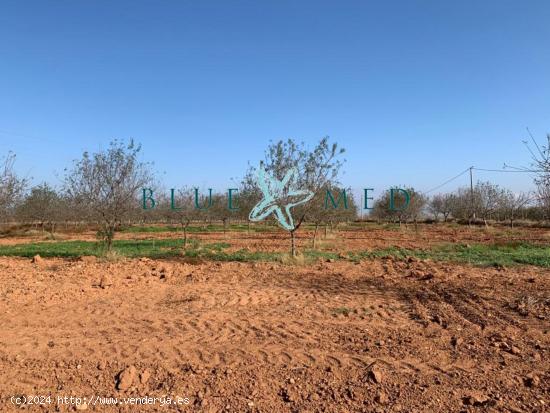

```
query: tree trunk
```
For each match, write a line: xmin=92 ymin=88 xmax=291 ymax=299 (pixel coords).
xmin=184 ymin=226 xmax=188 ymax=247
xmin=106 ymin=233 xmax=113 ymax=251
xmin=181 ymin=220 xmax=189 ymax=249
xmin=313 ymin=223 xmax=319 ymax=248
xmin=104 ymin=223 xmax=115 ymax=251
xmin=290 ymin=230 xmax=296 ymax=257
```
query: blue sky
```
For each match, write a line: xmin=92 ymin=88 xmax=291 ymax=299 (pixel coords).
xmin=0 ymin=0 xmax=549 ymax=197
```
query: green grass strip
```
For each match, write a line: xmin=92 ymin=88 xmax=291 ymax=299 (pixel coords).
xmin=0 ymin=239 xmax=548 ymax=268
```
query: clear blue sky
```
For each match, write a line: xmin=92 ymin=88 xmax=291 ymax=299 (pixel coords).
xmin=1 ymin=0 xmax=549 ymax=197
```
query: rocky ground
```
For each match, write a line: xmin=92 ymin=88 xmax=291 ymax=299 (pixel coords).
xmin=0 ymin=252 xmax=548 ymax=412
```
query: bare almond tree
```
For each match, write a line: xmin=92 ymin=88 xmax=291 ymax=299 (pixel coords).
xmin=0 ymin=152 xmax=28 ymax=223
xmin=310 ymin=184 xmax=357 ymax=247
xmin=64 ymin=139 xmax=154 ymax=250
xmin=525 ymin=133 xmax=550 ymax=220
xmin=472 ymin=181 xmax=502 ymax=225
xmin=372 ymin=186 xmax=426 ymax=227
xmin=169 ymin=187 xmax=196 ymax=248
xmin=247 ymin=137 xmax=346 ymax=256
xmin=239 ymin=165 xmax=263 ymax=233
xmin=447 ymin=188 xmax=474 ymax=222
xmin=211 ymin=191 xmax=242 ymax=237
xmin=429 ymin=193 xmax=453 ymax=222
xmin=498 ymin=190 xmax=531 ymax=228
xmin=16 ymin=183 xmax=61 ymax=235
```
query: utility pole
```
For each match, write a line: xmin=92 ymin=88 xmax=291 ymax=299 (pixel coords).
xmin=469 ymin=166 xmax=476 ymax=221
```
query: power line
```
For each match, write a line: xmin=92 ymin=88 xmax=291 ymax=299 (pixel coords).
xmin=503 ymin=163 xmax=532 ymax=172
xmin=423 ymin=167 xmax=471 ymax=194
xmin=473 ymin=167 xmax=545 ymax=173
xmin=421 ymin=164 xmax=546 ymax=196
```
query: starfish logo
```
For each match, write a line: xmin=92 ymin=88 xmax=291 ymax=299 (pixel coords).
xmin=249 ymin=166 xmax=314 ymax=230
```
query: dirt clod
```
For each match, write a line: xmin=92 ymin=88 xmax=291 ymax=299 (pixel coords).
xmin=99 ymin=274 xmax=113 ymax=289
xmin=510 ymin=345 xmax=521 ymax=355
xmin=116 ymin=365 xmax=137 ymax=390
xmin=524 ymin=373 xmax=540 ymax=388
xmin=376 ymin=391 xmax=389 ymax=404
xmin=140 ymin=369 xmax=151 ymax=385
xmin=463 ymin=393 xmax=489 ymax=406
xmin=368 ymin=367 xmax=383 ymax=384
xmin=451 ymin=337 xmax=463 ymax=348
xmin=31 ymin=254 xmax=43 ymax=264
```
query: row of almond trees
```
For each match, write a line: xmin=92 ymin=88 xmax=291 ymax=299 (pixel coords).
xmin=369 ymin=182 xmax=536 ymax=228
xmin=426 ymin=184 xmax=533 ymax=227
xmin=2 ymin=134 xmax=550 ymax=254
xmin=0 ymin=138 xmax=357 ymax=256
